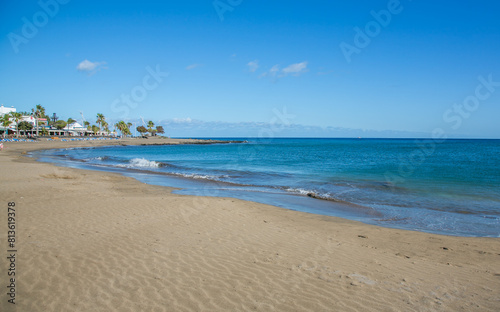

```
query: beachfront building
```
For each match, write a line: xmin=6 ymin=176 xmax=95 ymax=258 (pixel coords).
xmin=68 ymin=122 xmax=87 ymax=136
xmin=0 ymin=105 xmax=42 ymax=136
xmin=18 ymin=115 xmax=37 ymax=136
xmin=1 ymin=104 xmax=105 ymax=137
xmin=47 ymin=122 xmax=88 ymax=136
xmin=0 ymin=104 xmax=18 ymax=136
xmin=0 ymin=104 xmax=16 ymax=116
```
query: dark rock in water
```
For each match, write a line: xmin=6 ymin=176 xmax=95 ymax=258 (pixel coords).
xmin=306 ymin=192 xmax=341 ymax=203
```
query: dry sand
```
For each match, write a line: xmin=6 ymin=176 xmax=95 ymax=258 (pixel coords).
xmin=0 ymin=138 xmax=499 ymax=311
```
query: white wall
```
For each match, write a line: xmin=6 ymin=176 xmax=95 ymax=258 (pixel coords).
xmin=0 ymin=105 xmax=16 ymax=116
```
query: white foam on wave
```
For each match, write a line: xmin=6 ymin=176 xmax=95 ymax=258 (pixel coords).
xmin=286 ymin=187 xmax=316 ymax=195
xmin=82 ymin=156 xmax=111 ymax=163
xmin=174 ymin=172 xmax=227 ymax=181
xmin=117 ymin=158 xmax=164 ymax=168
xmin=89 ymin=156 xmax=106 ymax=161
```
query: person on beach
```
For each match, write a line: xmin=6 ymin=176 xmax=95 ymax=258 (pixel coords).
xmin=0 ymin=142 xmax=3 ymax=151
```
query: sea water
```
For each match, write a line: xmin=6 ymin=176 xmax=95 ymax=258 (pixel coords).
xmin=35 ymin=138 xmax=500 ymax=237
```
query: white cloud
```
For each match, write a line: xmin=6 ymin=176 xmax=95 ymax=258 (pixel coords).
xmin=76 ymin=59 xmax=107 ymax=74
xmin=259 ymin=64 xmax=279 ymax=78
xmin=258 ymin=62 xmax=308 ymax=79
xmin=269 ymin=64 xmax=280 ymax=76
xmin=281 ymin=61 xmax=308 ymax=76
xmin=247 ymin=60 xmax=259 ymax=72
xmin=186 ymin=64 xmax=201 ymax=70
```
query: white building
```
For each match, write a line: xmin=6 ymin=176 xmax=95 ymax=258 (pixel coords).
xmin=1 ymin=105 xmax=97 ymax=137
xmin=0 ymin=105 xmax=18 ymax=135
xmin=0 ymin=104 xmax=16 ymax=116
xmin=67 ymin=122 xmax=87 ymax=136
xmin=1 ymin=105 xmax=39 ymax=136
xmin=21 ymin=115 xmax=36 ymax=125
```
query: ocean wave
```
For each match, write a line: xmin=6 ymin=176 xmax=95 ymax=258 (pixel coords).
xmin=285 ymin=187 xmax=317 ymax=196
xmin=172 ymin=172 xmax=228 ymax=181
xmin=117 ymin=158 xmax=167 ymax=168
xmin=84 ymin=156 xmax=110 ymax=162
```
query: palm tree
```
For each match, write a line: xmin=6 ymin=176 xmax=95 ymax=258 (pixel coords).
xmin=33 ymin=104 xmax=46 ymax=136
xmin=147 ymin=120 xmax=155 ymax=133
xmin=96 ymin=113 xmax=105 ymax=135
xmin=127 ymin=122 xmax=132 ymax=136
xmin=66 ymin=118 xmax=76 ymax=136
xmin=114 ymin=122 xmax=122 ymax=137
xmin=114 ymin=121 xmax=131 ymax=137
xmin=124 ymin=122 xmax=131 ymax=136
xmin=35 ymin=104 xmax=46 ymax=116
xmin=9 ymin=112 xmax=22 ymax=138
xmin=1 ymin=115 xmax=12 ymax=138
xmin=82 ymin=121 xmax=90 ymax=136
xmin=91 ymin=125 xmax=100 ymax=135
xmin=102 ymin=121 xmax=109 ymax=135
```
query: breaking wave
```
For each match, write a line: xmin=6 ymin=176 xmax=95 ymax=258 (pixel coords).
xmin=117 ymin=158 xmax=167 ymax=168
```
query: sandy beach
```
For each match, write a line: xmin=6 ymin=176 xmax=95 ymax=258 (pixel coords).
xmin=1 ymin=138 xmax=499 ymax=311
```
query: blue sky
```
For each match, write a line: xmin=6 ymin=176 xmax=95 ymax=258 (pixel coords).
xmin=1 ymin=0 xmax=499 ymax=138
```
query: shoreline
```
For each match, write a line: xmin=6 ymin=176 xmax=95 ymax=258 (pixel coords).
xmin=31 ymin=137 xmax=499 ymax=238
xmin=0 ymin=136 xmax=246 ymax=152
xmin=1 ymin=138 xmax=499 ymax=311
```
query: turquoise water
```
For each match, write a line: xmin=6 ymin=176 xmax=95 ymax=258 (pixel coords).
xmin=35 ymin=138 xmax=500 ymax=237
